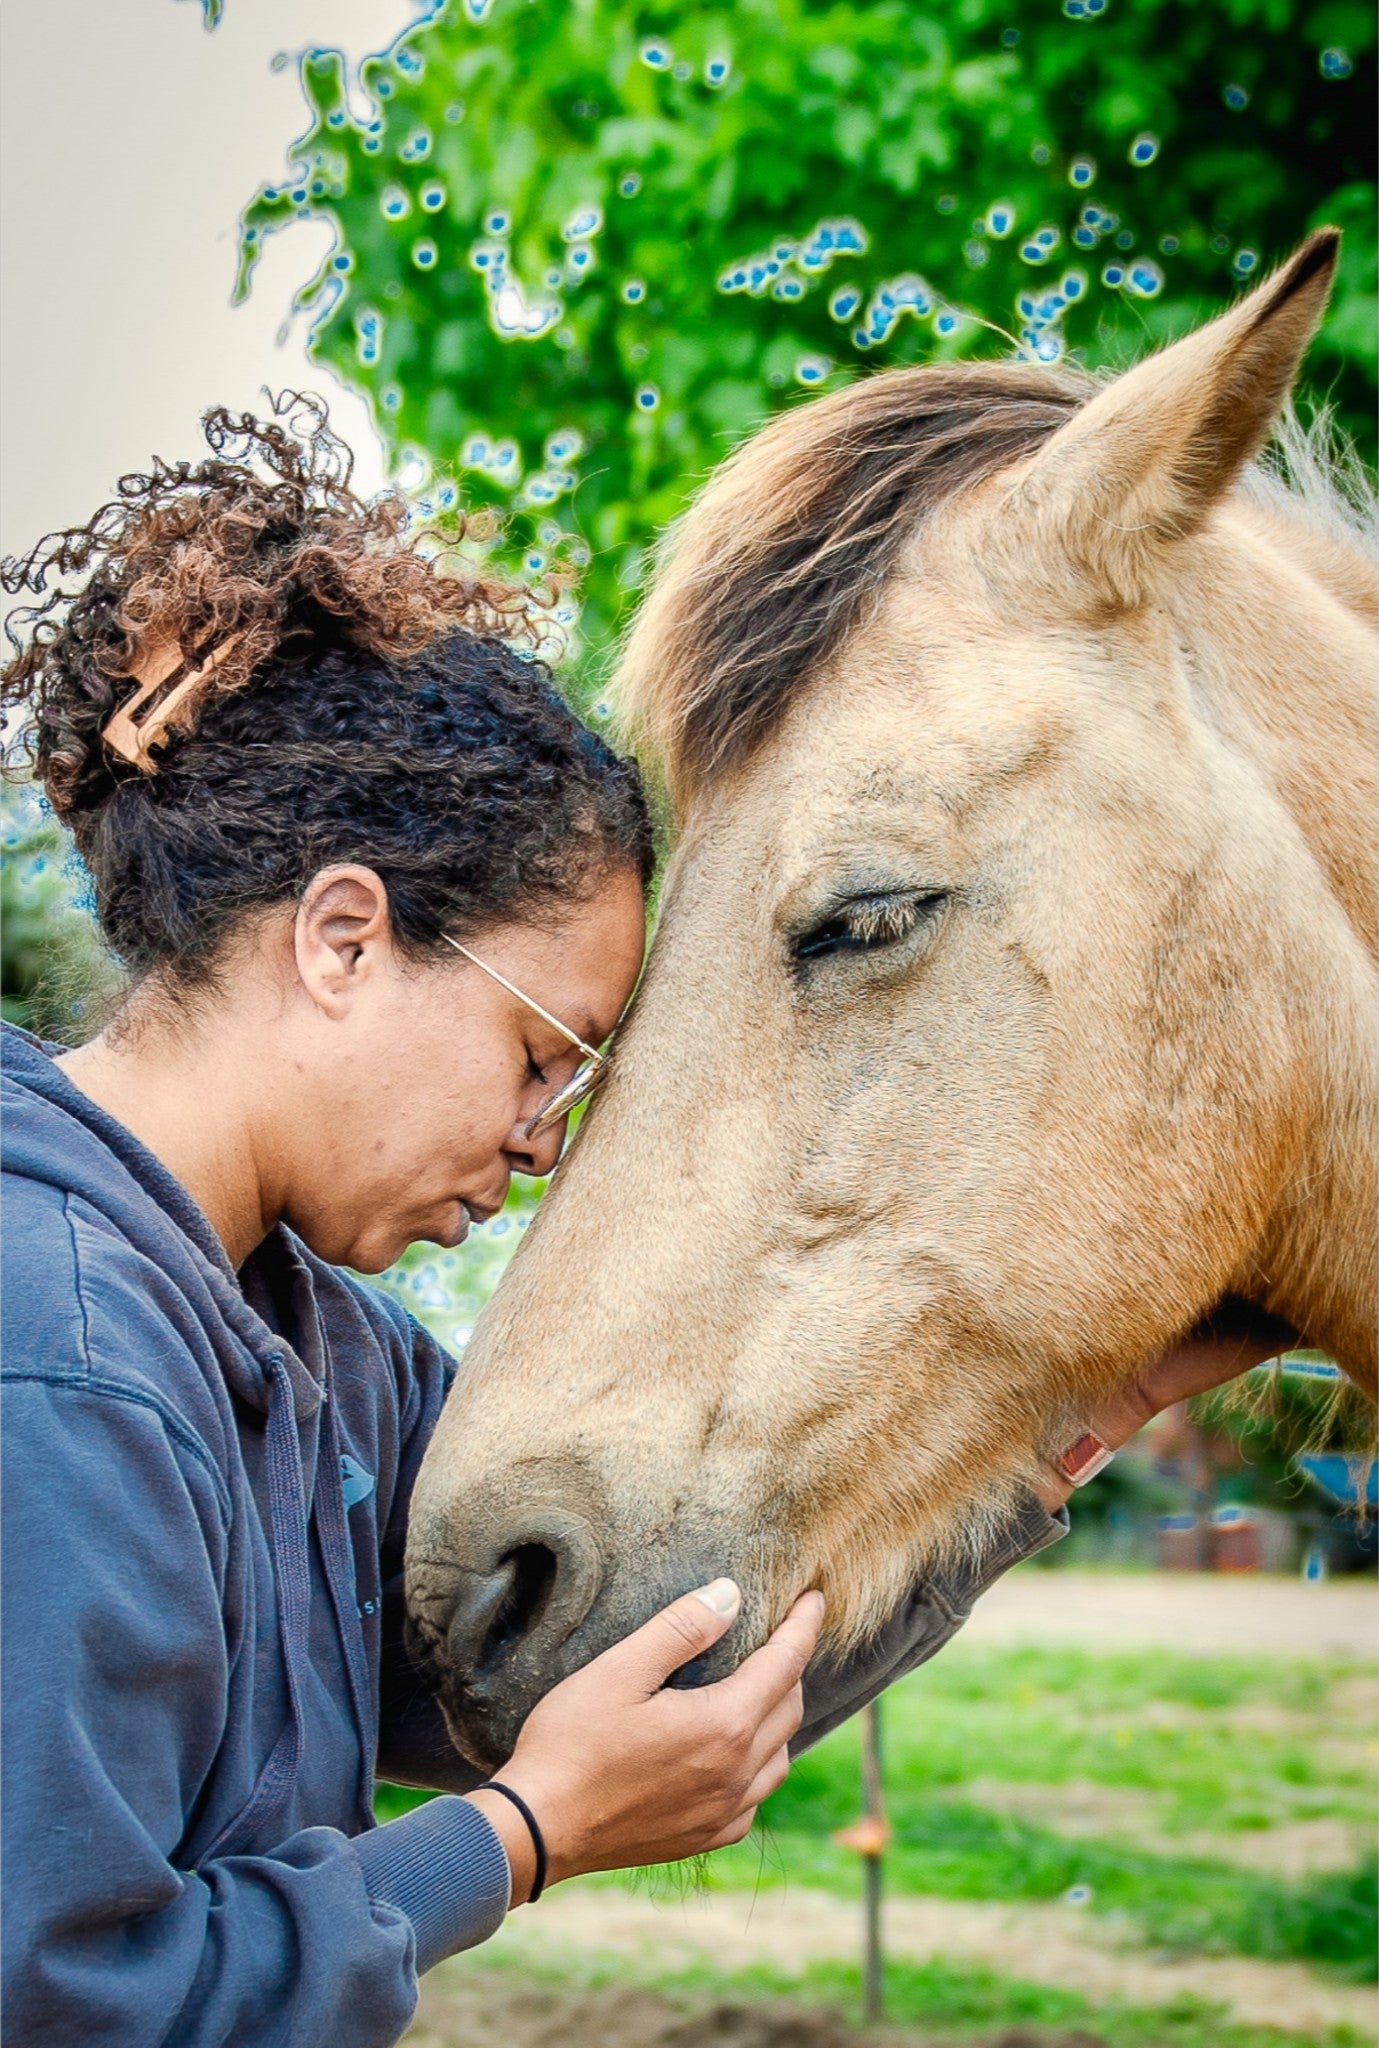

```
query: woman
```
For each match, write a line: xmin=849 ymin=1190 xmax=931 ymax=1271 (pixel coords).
xmin=0 ymin=401 xmax=1282 ymax=2047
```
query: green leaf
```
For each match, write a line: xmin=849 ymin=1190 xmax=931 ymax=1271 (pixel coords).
xmin=231 ymin=0 xmax=1376 ymax=661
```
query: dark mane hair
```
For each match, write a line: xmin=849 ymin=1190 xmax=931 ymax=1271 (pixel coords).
xmin=616 ymin=361 xmax=1094 ymax=809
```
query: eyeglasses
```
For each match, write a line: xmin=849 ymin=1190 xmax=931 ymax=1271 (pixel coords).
xmin=439 ymin=933 xmax=609 ymax=1140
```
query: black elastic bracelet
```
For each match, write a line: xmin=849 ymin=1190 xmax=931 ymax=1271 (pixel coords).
xmin=480 ymin=1779 xmax=548 ymax=1903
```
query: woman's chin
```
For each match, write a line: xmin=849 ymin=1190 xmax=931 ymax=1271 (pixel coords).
xmin=429 ymin=1201 xmax=473 ymax=1252
xmin=332 ymin=1222 xmax=416 ymax=1275
xmin=334 ymin=1238 xmax=398 ymax=1276
xmin=311 ymin=1202 xmax=471 ymax=1274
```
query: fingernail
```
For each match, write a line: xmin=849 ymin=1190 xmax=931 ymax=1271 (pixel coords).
xmin=692 ymin=1577 xmax=741 ymax=1616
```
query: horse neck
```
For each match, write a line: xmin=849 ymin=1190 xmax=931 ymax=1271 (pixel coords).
xmin=1253 ymin=1038 xmax=1379 ymax=1391
xmin=1181 ymin=501 xmax=1378 ymax=1385
xmin=1192 ymin=500 xmax=1378 ymax=959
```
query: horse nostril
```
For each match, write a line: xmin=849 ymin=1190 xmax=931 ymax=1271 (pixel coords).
xmin=481 ymin=1543 xmax=558 ymax=1668
xmin=436 ymin=1511 xmax=601 ymax=1686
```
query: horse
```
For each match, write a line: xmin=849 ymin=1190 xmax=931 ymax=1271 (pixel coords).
xmin=407 ymin=230 xmax=1378 ymax=1772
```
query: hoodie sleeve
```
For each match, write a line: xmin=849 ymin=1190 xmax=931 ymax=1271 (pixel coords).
xmin=0 ymin=1371 xmax=507 ymax=2048
xmin=793 ymin=1492 xmax=1069 ymax=1754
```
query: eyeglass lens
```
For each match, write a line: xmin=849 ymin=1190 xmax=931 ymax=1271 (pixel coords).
xmin=525 ymin=1059 xmax=605 ymax=1139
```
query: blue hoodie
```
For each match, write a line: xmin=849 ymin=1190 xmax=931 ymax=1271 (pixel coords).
xmin=1 ymin=1024 xmax=508 ymax=2047
xmin=1 ymin=1021 xmax=1068 ymax=2046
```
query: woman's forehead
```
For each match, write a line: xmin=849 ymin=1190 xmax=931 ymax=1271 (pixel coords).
xmin=461 ymin=870 xmax=646 ymax=1023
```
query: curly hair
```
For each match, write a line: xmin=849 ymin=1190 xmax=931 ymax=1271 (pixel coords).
xmin=1 ymin=395 xmax=653 ymax=986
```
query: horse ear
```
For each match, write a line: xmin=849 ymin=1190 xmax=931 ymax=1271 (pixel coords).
xmin=1011 ymin=229 xmax=1340 ymax=606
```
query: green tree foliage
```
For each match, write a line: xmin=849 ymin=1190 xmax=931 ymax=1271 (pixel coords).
xmin=238 ymin=0 xmax=1376 ymax=652
xmin=0 ymin=782 xmax=118 ymax=1040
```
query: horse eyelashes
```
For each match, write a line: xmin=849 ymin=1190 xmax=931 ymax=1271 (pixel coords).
xmin=791 ymin=889 xmax=947 ymax=963
xmin=847 ymin=895 xmax=924 ymax=945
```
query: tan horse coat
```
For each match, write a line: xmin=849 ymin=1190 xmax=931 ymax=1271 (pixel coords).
xmin=408 ymin=232 xmax=1378 ymax=1768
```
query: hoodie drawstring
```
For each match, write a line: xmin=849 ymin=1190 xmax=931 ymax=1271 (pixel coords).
xmin=317 ymin=1383 xmax=379 ymax=1834
xmin=199 ymin=1354 xmax=311 ymax=1860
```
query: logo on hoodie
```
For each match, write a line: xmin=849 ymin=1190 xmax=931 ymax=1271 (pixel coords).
xmin=340 ymin=1452 xmax=375 ymax=1511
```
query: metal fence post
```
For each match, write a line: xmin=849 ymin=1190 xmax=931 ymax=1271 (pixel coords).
xmin=861 ymin=1698 xmax=886 ymax=2022
xmin=833 ymin=1696 xmax=889 ymax=2023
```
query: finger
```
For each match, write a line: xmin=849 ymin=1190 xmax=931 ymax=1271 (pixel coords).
xmin=1086 ymin=1352 xmax=1225 ymax=1457
xmin=1028 ymin=1465 xmax=1072 ymax=1513
xmin=594 ymin=1578 xmax=742 ymax=1697
xmin=704 ymin=1806 xmax=758 ymax=1852
xmin=1092 ymin=1337 xmax=1274 ymax=1457
xmin=1113 ymin=1304 xmax=1296 ymax=1442
xmin=740 ymin=1742 xmax=791 ymax=1811
xmin=744 ymin=1682 xmax=805 ymax=1775
xmin=1139 ymin=1330 xmax=1282 ymax=1410
xmin=718 ymin=1590 xmax=824 ymax=1715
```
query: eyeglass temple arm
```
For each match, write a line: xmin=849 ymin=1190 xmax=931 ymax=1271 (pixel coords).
xmin=438 ymin=933 xmax=605 ymax=1063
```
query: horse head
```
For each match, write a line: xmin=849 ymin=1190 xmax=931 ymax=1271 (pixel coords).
xmin=409 ymin=231 xmax=1378 ymax=1771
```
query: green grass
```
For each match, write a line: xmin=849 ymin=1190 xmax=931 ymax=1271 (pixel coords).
xmin=724 ymin=1645 xmax=1377 ymax=1976
xmin=454 ymin=1946 xmax=1374 ymax=2048
xmin=379 ymin=1639 xmax=1378 ymax=1980
xmin=698 ymin=1812 xmax=1378 ymax=1976
xmin=770 ymin=1648 xmax=1371 ymax=1838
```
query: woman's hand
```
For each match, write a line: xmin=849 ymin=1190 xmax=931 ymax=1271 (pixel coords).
xmin=1031 ymin=1299 xmax=1298 ymax=1513
xmin=464 ymin=1580 xmax=824 ymax=1904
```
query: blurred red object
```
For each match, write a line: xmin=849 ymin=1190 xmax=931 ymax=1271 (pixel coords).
xmin=1209 ymin=1505 xmax=1261 ymax=1572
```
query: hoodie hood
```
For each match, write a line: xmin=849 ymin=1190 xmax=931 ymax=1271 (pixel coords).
xmin=2 ymin=1023 xmax=319 ymax=1422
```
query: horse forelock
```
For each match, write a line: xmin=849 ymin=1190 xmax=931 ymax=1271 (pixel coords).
xmin=614 ymin=360 xmax=1094 ymax=808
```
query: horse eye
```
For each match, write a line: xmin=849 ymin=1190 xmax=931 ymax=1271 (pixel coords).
xmin=790 ymin=890 xmax=947 ymax=963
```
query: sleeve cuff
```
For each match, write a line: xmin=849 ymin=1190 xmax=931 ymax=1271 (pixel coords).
xmin=353 ymin=1794 xmax=511 ymax=1974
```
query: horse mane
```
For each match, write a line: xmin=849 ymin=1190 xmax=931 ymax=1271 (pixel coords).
xmin=1247 ymin=403 xmax=1379 ymax=558
xmin=615 ymin=358 xmax=1378 ymax=812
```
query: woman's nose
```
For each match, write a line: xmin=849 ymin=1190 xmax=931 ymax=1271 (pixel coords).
xmin=505 ymin=1117 xmax=566 ymax=1179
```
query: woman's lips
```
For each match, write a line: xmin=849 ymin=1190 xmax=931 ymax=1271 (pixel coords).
xmin=431 ymin=1197 xmax=502 ymax=1250
xmin=436 ymin=1202 xmax=472 ymax=1249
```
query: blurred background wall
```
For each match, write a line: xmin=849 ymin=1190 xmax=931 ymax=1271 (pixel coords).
xmin=0 ymin=0 xmax=399 ymax=553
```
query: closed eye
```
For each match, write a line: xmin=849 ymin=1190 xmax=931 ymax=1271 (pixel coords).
xmin=790 ymin=889 xmax=948 ymax=965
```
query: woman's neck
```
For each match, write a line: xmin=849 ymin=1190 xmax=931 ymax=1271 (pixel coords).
xmin=57 ymin=1012 xmax=283 ymax=1271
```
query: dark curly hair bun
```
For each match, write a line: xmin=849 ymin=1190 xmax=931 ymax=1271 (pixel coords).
xmin=1 ymin=395 xmax=653 ymax=984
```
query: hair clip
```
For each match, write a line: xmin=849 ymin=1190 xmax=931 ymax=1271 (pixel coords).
xmin=101 ymin=631 xmax=245 ymax=775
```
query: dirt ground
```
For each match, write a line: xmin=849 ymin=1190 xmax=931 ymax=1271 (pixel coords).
xmin=407 ymin=1970 xmax=1106 ymax=2048
xmin=960 ymin=1567 xmax=1376 ymax=1660
xmin=955 ymin=1776 xmax=1372 ymax=1877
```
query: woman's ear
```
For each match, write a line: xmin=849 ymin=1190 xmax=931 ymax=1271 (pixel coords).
xmin=293 ymin=865 xmax=395 ymax=1019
